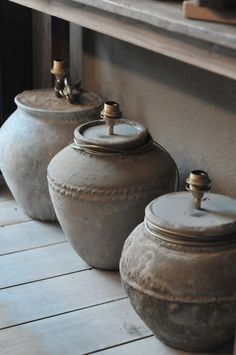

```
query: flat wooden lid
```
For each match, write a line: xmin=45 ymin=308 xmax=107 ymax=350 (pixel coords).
xmin=145 ymin=192 xmax=236 ymax=240
xmin=15 ymin=88 xmax=103 ymax=114
xmin=74 ymin=119 xmax=148 ymax=150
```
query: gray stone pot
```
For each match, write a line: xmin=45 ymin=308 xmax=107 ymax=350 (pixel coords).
xmin=47 ymin=102 xmax=178 ymax=270
xmin=120 ymin=186 xmax=236 ymax=351
xmin=0 ymin=89 xmax=102 ymax=221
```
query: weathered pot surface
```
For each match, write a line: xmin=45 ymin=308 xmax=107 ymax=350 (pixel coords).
xmin=120 ymin=170 xmax=236 ymax=351
xmin=47 ymin=101 xmax=178 ymax=270
xmin=0 ymin=88 xmax=103 ymax=221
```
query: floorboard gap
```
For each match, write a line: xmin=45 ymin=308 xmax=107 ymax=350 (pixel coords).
xmin=0 ymin=218 xmax=33 ymax=228
xmin=87 ymin=335 xmax=154 ymax=354
xmin=0 ymin=296 xmax=128 ymax=331
xmin=0 ymin=268 xmax=92 ymax=290
xmin=0 ymin=240 xmax=68 ymax=257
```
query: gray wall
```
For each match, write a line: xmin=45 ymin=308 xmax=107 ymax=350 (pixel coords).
xmin=76 ymin=29 xmax=236 ymax=197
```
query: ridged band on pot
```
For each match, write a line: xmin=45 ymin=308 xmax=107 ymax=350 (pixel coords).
xmin=0 ymin=88 xmax=103 ymax=221
xmin=120 ymin=181 xmax=236 ymax=352
xmin=47 ymin=104 xmax=179 ymax=269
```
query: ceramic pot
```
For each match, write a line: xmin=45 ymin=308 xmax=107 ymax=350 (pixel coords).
xmin=0 ymin=88 xmax=102 ymax=221
xmin=120 ymin=170 xmax=236 ymax=351
xmin=47 ymin=101 xmax=178 ymax=270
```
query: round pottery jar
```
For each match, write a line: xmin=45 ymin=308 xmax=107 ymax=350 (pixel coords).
xmin=0 ymin=88 xmax=103 ymax=221
xmin=120 ymin=170 xmax=236 ymax=352
xmin=47 ymin=101 xmax=178 ymax=270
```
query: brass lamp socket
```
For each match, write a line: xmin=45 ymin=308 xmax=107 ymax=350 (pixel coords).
xmin=100 ymin=101 xmax=122 ymax=135
xmin=186 ymin=170 xmax=211 ymax=210
xmin=50 ymin=59 xmax=67 ymax=80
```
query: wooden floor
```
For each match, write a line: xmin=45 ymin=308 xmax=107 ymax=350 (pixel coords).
xmin=0 ymin=178 xmax=234 ymax=355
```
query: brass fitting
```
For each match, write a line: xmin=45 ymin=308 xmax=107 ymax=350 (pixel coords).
xmin=51 ymin=60 xmax=68 ymax=98
xmin=100 ymin=101 xmax=122 ymax=135
xmin=50 ymin=59 xmax=67 ymax=79
xmin=51 ymin=59 xmax=81 ymax=103
xmin=186 ymin=170 xmax=211 ymax=209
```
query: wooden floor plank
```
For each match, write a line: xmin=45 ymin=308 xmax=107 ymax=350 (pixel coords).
xmin=95 ymin=336 xmax=233 ymax=355
xmin=0 ymin=299 xmax=151 ymax=355
xmin=0 ymin=243 xmax=89 ymax=289
xmin=0 ymin=187 xmax=233 ymax=355
xmin=0 ymin=269 xmax=126 ymax=329
xmin=0 ymin=220 xmax=66 ymax=255
xmin=0 ymin=200 xmax=31 ymax=227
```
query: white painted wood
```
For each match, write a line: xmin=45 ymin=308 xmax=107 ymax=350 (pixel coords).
xmin=96 ymin=336 xmax=233 ymax=355
xmin=8 ymin=0 xmax=236 ymax=80
xmin=0 ymin=299 xmax=151 ymax=355
xmin=0 ymin=269 xmax=125 ymax=329
xmin=0 ymin=220 xmax=66 ymax=255
xmin=0 ymin=243 xmax=89 ymax=289
xmin=0 ymin=200 xmax=31 ymax=226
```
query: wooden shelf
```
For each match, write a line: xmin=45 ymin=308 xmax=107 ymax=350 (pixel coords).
xmin=8 ymin=0 xmax=236 ymax=79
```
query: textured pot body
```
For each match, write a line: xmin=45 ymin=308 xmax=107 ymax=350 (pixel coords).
xmin=48 ymin=144 xmax=178 ymax=270
xmin=120 ymin=221 xmax=236 ymax=351
xmin=0 ymin=89 xmax=102 ymax=221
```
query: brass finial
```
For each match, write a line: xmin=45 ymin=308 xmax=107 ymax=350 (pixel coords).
xmin=186 ymin=170 xmax=211 ymax=210
xmin=50 ymin=59 xmax=67 ymax=78
xmin=100 ymin=101 xmax=122 ymax=135
xmin=51 ymin=59 xmax=82 ymax=104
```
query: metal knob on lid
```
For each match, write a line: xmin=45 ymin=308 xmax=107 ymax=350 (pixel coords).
xmin=51 ymin=59 xmax=67 ymax=79
xmin=186 ymin=170 xmax=211 ymax=209
xmin=51 ymin=59 xmax=69 ymax=99
xmin=51 ymin=59 xmax=83 ymax=104
xmin=100 ymin=101 xmax=122 ymax=135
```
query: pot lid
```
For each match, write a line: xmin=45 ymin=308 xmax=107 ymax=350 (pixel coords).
xmin=74 ymin=101 xmax=148 ymax=150
xmin=145 ymin=171 xmax=236 ymax=242
xmin=15 ymin=89 xmax=102 ymax=114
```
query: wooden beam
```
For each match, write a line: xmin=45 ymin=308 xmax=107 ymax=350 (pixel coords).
xmin=8 ymin=0 xmax=236 ymax=80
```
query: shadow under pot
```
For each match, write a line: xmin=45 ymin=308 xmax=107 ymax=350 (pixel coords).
xmin=47 ymin=101 xmax=178 ymax=270
xmin=0 ymin=88 xmax=102 ymax=221
xmin=120 ymin=170 xmax=236 ymax=352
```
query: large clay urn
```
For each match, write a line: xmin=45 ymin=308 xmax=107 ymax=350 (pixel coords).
xmin=47 ymin=101 xmax=178 ymax=270
xmin=120 ymin=170 xmax=236 ymax=352
xmin=0 ymin=88 xmax=102 ymax=221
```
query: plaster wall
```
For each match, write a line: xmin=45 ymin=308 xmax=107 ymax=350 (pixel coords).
xmin=79 ymin=29 xmax=236 ymax=197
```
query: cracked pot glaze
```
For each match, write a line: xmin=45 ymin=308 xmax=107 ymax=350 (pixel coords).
xmin=47 ymin=102 xmax=178 ymax=270
xmin=120 ymin=189 xmax=236 ymax=351
xmin=0 ymin=89 xmax=103 ymax=221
